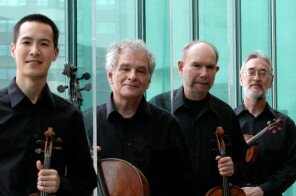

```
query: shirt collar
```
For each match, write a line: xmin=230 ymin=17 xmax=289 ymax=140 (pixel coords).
xmin=7 ymin=78 xmax=55 ymax=108
xmin=235 ymin=101 xmax=277 ymax=118
xmin=173 ymin=86 xmax=220 ymax=117
xmin=106 ymin=93 xmax=151 ymax=120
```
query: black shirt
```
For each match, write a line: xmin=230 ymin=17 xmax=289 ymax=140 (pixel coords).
xmin=85 ymin=94 xmax=196 ymax=196
xmin=235 ymin=103 xmax=296 ymax=195
xmin=0 ymin=79 xmax=97 ymax=196
xmin=150 ymin=86 xmax=247 ymax=195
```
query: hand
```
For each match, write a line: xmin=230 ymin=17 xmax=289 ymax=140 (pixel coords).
xmin=90 ymin=146 xmax=101 ymax=157
xmin=215 ymin=155 xmax=234 ymax=177
xmin=242 ymin=186 xmax=264 ymax=196
xmin=36 ymin=160 xmax=60 ymax=193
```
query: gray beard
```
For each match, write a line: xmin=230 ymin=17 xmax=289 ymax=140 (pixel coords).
xmin=243 ymin=86 xmax=266 ymax=100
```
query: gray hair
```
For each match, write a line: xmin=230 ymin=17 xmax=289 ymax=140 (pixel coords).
xmin=105 ymin=39 xmax=156 ymax=75
xmin=180 ymin=40 xmax=219 ymax=64
xmin=240 ymin=51 xmax=273 ymax=75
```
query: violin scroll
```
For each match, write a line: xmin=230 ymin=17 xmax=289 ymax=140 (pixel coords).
xmin=57 ymin=62 xmax=92 ymax=108
xmin=267 ymin=118 xmax=284 ymax=133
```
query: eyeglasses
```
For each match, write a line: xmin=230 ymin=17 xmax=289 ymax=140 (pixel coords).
xmin=243 ymin=70 xmax=272 ymax=78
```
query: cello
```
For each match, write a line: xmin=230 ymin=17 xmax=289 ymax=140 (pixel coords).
xmin=96 ymin=157 xmax=150 ymax=196
xmin=244 ymin=118 xmax=284 ymax=164
xmin=206 ymin=127 xmax=245 ymax=196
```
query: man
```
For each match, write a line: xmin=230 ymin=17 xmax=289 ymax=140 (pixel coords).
xmin=235 ymin=51 xmax=296 ymax=196
xmin=0 ymin=14 xmax=97 ymax=195
xmin=86 ymin=39 xmax=196 ymax=195
xmin=150 ymin=40 xmax=247 ymax=195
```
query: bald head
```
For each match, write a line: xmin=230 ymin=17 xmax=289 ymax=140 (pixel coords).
xmin=180 ymin=40 xmax=219 ymax=64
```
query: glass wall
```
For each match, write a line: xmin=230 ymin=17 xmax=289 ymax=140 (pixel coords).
xmin=77 ymin=0 xmax=138 ymax=110
xmin=276 ymin=1 xmax=296 ymax=194
xmin=199 ymin=0 xmax=228 ymax=102
xmin=0 ymin=0 xmax=65 ymax=93
xmin=146 ymin=0 xmax=192 ymax=100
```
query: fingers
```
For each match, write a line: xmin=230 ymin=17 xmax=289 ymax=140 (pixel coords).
xmin=36 ymin=160 xmax=43 ymax=171
xmin=96 ymin=146 xmax=101 ymax=152
xmin=90 ymin=146 xmax=101 ymax=157
xmin=216 ymin=156 xmax=234 ymax=176
xmin=37 ymin=169 xmax=60 ymax=193
xmin=242 ymin=186 xmax=264 ymax=196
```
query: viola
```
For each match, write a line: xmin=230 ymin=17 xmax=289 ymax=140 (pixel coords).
xmin=96 ymin=158 xmax=150 ymax=196
xmin=244 ymin=118 xmax=284 ymax=164
xmin=206 ymin=127 xmax=245 ymax=196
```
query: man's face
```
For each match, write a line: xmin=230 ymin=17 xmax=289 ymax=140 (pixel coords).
xmin=11 ymin=21 xmax=58 ymax=81
xmin=240 ymin=58 xmax=273 ymax=100
xmin=178 ymin=43 xmax=219 ymax=100
xmin=107 ymin=50 xmax=151 ymax=101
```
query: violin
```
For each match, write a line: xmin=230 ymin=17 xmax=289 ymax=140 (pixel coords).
xmin=31 ymin=127 xmax=62 ymax=196
xmin=206 ymin=127 xmax=245 ymax=196
xmin=244 ymin=118 xmax=284 ymax=164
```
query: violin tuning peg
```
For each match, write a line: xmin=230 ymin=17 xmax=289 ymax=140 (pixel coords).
xmin=54 ymin=137 xmax=62 ymax=143
xmin=57 ymin=85 xmax=68 ymax=93
xmin=36 ymin=140 xmax=43 ymax=144
xmin=77 ymin=72 xmax=91 ymax=81
xmin=35 ymin=148 xmax=42 ymax=154
xmin=53 ymin=147 xmax=62 ymax=150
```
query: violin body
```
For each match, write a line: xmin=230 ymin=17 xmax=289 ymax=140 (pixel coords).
xmin=243 ymin=134 xmax=259 ymax=164
xmin=98 ymin=158 xmax=150 ymax=196
xmin=243 ymin=118 xmax=283 ymax=164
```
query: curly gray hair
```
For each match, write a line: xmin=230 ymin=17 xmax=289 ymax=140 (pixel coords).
xmin=105 ymin=39 xmax=156 ymax=76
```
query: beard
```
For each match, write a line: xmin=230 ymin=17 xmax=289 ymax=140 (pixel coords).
xmin=242 ymin=86 xmax=266 ymax=100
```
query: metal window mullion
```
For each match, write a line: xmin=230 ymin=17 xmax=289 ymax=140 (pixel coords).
xmin=227 ymin=0 xmax=241 ymax=107
xmin=169 ymin=0 xmax=174 ymax=114
xmin=137 ymin=0 xmax=146 ymax=41
xmin=271 ymin=0 xmax=277 ymax=109
xmin=235 ymin=0 xmax=242 ymax=106
xmin=192 ymin=0 xmax=199 ymax=40
xmin=66 ymin=0 xmax=77 ymax=66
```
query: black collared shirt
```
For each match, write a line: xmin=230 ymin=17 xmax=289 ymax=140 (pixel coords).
xmin=0 ymin=79 xmax=97 ymax=196
xmin=150 ymin=86 xmax=247 ymax=195
xmin=235 ymin=103 xmax=296 ymax=195
xmin=86 ymin=94 xmax=196 ymax=196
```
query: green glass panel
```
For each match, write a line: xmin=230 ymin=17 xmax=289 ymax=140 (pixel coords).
xmin=276 ymin=0 xmax=296 ymax=194
xmin=77 ymin=0 xmax=138 ymax=110
xmin=0 ymin=1 xmax=65 ymax=94
xmin=199 ymin=0 xmax=228 ymax=103
xmin=146 ymin=0 xmax=191 ymax=100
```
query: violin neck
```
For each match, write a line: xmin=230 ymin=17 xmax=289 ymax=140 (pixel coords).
xmin=40 ymin=153 xmax=51 ymax=196
xmin=247 ymin=126 xmax=269 ymax=146
xmin=40 ymin=191 xmax=48 ymax=196
xmin=43 ymin=153 xmax=51 ymax=169
xmin=220 ymin=148 xmax=229 ymax=196
xmin=222 ymin=176 xmax=230 ymax=196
